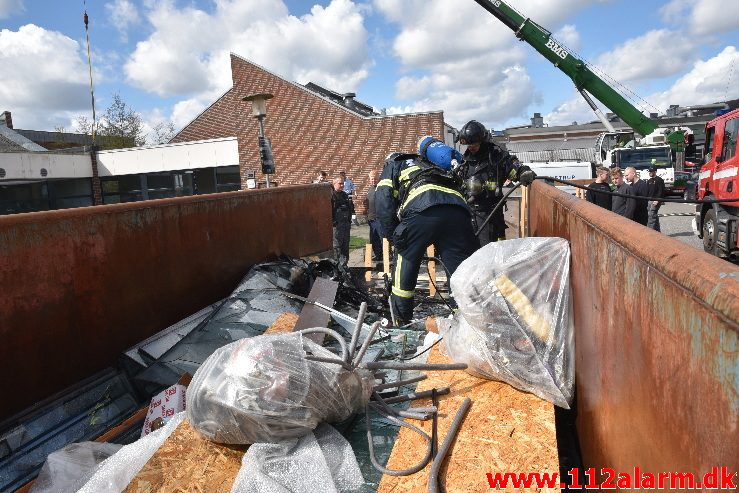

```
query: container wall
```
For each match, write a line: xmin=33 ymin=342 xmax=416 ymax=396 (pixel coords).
xmin=0 ymin=185 xmax=332 ymax=420
xmin=528 ymin=181 xmax=738 ymax=478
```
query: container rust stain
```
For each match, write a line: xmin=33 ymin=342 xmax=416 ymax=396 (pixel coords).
xmin=528 ymin=181 xmax=738 ymax=478
xmin=0 ymin=185 xmax=332 ymax=420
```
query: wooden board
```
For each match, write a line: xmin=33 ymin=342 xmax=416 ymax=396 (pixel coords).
xmin=265 ymin=312 xmax=299 ymax=334
xmin=123 ymin=419 xmax=247 ymax=493
xmin=377 ymin=344 xmax=559 ymax=493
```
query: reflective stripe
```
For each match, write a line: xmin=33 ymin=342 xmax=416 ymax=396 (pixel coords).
xmin=508 ymin=168 xmax=518 ymax=180
xmin=399 ymin=165 xmax=421 ymax=181
xmin=399 ymin=184 xmax=465 ymax=212
xmin=392 ymin=286 xmax=415 ymax=298
xmin=377 ymin=179 xmax=394 ymax=188
xmin=392 ymin=255 xmax=414 ymax=298
xmin=485 ymin=181 xmax=497 ymax=190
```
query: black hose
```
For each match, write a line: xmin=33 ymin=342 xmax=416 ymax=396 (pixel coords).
xmin=474 ymin=183 xmax=523 ymax=237
xmin=535 ymin=175 xmax=739 ymax=204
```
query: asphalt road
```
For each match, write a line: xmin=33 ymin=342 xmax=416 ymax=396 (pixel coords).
xmin=657 ymin=200 xmax=703 ymax=252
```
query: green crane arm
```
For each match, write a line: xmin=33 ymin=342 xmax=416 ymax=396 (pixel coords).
xmin=473 ymin=0 xmax=658 ymax=136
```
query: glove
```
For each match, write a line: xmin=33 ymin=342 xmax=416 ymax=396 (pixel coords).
xmin=519 ymin=170 xmax=536 ymax=186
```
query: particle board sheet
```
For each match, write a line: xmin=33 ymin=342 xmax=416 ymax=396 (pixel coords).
xmin=122 ymin=312 xmax=298 ymax=493
xmin=377 ymin=344 xmax=559 ymax=493
xmin=123 ymin=419 xmax=246 ymax=493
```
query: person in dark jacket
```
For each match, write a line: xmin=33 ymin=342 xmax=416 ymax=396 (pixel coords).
xmin=331 ymin=176 xmax=354 ymax=268
xmin=456 ymin=120 xmax=532 ymax=246
xmin=646 ymin=164 xmax=665 ymax=231
xmin=624 ymin=166 xmax=649 ymax=226
xmin=364 ymin=169 xmax=383 ymax=260
xmin=375 ymin=138 xmax=478 ymax=324
xmin=610 ymin=167 xmax=628 ymax=216
xmin=586 ymin=166 xmax=613 ymax=210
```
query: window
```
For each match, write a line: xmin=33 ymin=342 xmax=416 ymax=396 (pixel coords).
xmin=704 ymin=126 xmax=715 ymax=162
xmin=215 ymin=165 xmax=240 ymax=192
xmin=722 ymin=118 xmax=738 ymax=161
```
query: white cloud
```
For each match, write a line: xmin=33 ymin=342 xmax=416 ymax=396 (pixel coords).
xmin=0 ymin=0 xmax=23 ymax=19
xmin=554 ymin=24 xmax=581 ymax=52
xmin=124 ymin=0 xmax=372 ymax=126
xmin=105 ymin=0 xmax=140 ymax=42
xmin=545 ymin=47 xmax=739 ymax=126
xmin=372 ymin=0 xmax=604 ymax=129
xmin=661 ymin=0 xmax=739 ymax=36
xmin=646 ymin=46 xmax=739 ymax=111
xmin=0 ymin=24 xmax=91 ymax=129
xmin=591 ymin=29 xmax=697 ymax=82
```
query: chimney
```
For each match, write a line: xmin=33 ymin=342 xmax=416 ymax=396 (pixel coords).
xmin=530 ymin=112 xmax=544 ymax=128
xmin=1 ymin=111 xmax=12 ymax=129
xmin=342 ymin=93 xmax=357 ymax=110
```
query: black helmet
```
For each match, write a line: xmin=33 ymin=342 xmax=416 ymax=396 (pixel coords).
xmin=458 ymin=120 xmax=487 ymax=145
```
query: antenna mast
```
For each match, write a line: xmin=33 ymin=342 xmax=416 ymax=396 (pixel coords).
xmin=83 ymin=0 xmax=97 ymax=145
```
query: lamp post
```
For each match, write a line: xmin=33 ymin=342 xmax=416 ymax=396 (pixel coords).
xmin=242 ymin=93 xmax=275 ymax=188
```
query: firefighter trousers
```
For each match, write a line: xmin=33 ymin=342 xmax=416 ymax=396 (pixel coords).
xmin=390 ymin=205 xmax=478 ymax=322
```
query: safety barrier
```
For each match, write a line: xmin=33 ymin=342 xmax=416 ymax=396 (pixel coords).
xmin=0 ymin=185 xmax=332 ymax=420
xmin=527 ymin=180 xmax=738 ymax=476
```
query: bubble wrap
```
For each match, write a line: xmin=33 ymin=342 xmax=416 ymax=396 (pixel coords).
xmin=187 ymin=332 xmax=374 ymax=444
xmin=231 ymin=424 xmax=364 ymax=493
xmin=29 ymin=442 xmax=122 ymax=493
xmin=445 ymin=237 xmax=574 ymax=408
xmin=77 ymin=412 xmax=186 ymax=493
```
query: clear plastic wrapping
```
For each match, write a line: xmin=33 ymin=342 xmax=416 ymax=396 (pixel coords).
xmin=29 ymin=442 xmax=122 ymax=493
xmin=231 ymin=424 xmax=365 ymax=493
xmin=444 ymin=237 xmax=574 ymax=408
xmin=187 ymin=332 xmax=374 ymax=444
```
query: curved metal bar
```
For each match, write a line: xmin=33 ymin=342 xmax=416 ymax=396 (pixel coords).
xmin=304 ymin=354 xmax=353 ymax=372
xmin=298 ymin=327 xmax=349 ymax=362
xmin=363 ymin=361 xmax=468 ymax=371
xmin=428 ymin=397 xmax=473 ymax=493
xmin=365 ymin=403 xmax=434 ymax=476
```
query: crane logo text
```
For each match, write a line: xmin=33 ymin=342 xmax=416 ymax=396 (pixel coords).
xmin=545 ymin=39 xmax=567 ymax=60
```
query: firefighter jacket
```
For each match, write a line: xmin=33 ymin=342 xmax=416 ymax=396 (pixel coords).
xmin=375 ymin=154 xmax=469 ymax=239
xmin=459 ymin=141 xmax=529 ymax=211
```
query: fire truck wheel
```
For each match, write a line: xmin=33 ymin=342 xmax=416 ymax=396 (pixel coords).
xmin=702 ymin=209 xmax=719 ymax=255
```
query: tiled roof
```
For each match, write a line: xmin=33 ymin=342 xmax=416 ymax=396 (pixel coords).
xmin=0 ymin=134 xmax=27 ymax=153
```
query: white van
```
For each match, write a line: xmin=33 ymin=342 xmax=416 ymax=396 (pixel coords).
xmin=523 ymin=161 xmax=594 ymax=194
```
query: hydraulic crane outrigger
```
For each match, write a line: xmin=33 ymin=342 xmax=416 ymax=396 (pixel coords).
xmin=472 ymin=0 xmax=686 ymax=172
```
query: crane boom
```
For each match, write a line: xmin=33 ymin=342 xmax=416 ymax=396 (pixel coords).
xmin=473 ymin=0 xmax=658 ymax=136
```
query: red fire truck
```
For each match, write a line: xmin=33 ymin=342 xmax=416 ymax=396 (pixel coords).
xmin=694 ymin=108 xmax=739 ymax=259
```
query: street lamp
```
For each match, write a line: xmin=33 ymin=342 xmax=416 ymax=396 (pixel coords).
xmin=242 ymin=93 xmax=275 ymax=188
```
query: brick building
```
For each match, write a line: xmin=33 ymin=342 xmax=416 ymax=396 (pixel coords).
xmin=172 ymin=53 xmax=452 ymax=213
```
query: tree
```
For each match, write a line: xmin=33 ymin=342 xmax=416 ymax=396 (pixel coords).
xmin=150 ymin=121 xmax=176 ymax=145
xmin=75 ymin=93 xmax=177 ymax=149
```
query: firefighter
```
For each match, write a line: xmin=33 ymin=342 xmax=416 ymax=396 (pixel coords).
xmin=375 ymin=138 xmax=478 ymax=324
xmin=456 ymin=120 xmax=533 ymax=246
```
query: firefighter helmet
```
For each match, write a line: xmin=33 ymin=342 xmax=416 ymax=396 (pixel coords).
xmin=458 ymin=120 xmax=487 ymax=145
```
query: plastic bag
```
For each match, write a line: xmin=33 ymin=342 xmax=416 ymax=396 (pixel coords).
xmin=231 ymin=424 xmax=365 ymax=493
xmin=77 ymin=412 xmax=186 ymax=493
xmin=187 ymin=332 xmax=374 ymax=444
xmin=444 ymin=237 xmax=574 ymax=408
xmin=29 ymin=442 xmax=122 ymax=493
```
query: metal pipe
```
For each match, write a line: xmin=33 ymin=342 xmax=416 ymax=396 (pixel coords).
xmin=352 ymin=321 xmax=381 ymax=367
xmin=381 ymin=387 xmax=450 ymax=404
xmin=348 ymin=301 xmax=367 ymax=362
xmin=363 ymin=361 xmax=467 ymax=371
xmin=373 ymin=374 xmax=427 ymax=391
xmin=428 ymin=397 xmax=473 ymax=493
xmin=297 ymin=327 xmax=348 ymax=362
xmin=305 ymin=354 xmax=353 ymax=372
xmin=365 ymin=403 xmax=433 ymax=476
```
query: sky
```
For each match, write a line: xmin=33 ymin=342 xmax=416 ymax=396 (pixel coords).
xmin=1 ymin=0 xmax=739 ymax=143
